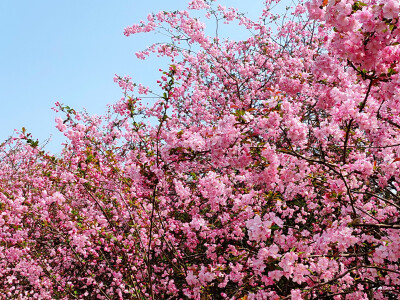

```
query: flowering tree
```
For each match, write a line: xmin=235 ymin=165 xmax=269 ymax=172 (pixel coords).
xmin=1 ymin=0 xmax=400 ymax=299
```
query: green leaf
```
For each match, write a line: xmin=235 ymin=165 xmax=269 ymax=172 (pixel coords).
xmin=233 ymin=109 xmax=245 ymax=116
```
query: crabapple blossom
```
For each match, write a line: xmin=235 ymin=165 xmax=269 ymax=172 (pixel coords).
xmin=1 ymin=0 xmax=400 ymax=299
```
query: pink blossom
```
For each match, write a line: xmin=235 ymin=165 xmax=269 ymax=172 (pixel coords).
xmin=245 ymin=215 xmax=272 ymax=242
xmin=383 ymin=0 xmax=400 ymax=19
xmin=291 ymin=289 xmax=303 ymax=300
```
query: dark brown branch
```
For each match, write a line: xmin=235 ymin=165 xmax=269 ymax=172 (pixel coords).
xmin=352 ymin=223 xmax=400 ymax=229
xmin=342 ymin=119 xmax=353 ymax=164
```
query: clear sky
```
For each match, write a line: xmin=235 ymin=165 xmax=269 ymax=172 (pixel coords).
xmin=0 ymin=1 xmax=266 ymax=154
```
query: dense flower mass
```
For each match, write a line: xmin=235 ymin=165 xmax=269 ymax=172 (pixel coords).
xmin=1 ymin=0 xmax=400 ymax=299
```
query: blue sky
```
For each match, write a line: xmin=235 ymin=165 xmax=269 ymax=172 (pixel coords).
xmin=0 ymin=1 xmax=265 ymax=154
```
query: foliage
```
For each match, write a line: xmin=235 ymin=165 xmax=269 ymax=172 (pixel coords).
xmin=1 ymin=0 xmax=400 ymax=299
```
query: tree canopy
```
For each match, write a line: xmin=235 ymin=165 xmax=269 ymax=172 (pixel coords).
xmin=1 ymin=0 xmax=400 ymax=299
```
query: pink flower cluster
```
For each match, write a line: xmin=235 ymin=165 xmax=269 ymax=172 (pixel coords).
xmin=1 ymin=0 xmax=400 ymax=299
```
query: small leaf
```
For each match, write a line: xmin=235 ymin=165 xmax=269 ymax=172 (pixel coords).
xmin=233 ymin=110 xmax=245 ymax=116
xmin=391 ymin=158 xmax=400 ymax=164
